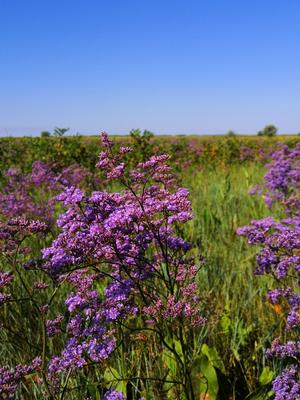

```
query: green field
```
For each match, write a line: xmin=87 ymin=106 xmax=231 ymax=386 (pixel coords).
xmin=0 ymin=135 xmax=294 ymax=399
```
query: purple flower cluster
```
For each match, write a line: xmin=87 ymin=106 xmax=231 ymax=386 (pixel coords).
xmin=272 ymin=364 xmax=300 ymax=400
xmin=0 ymin=272 xmax=13 ymax=288
xmin=267 ymin=339 xmax=300 ymax=359
xmin=103 ymin=389 xmax=125 ymax=400
xmin=38 ymin=133 xmax=204 ymax=395
xmin=46 ymin=314 xmax=64 ymax=337
xmin=250 ymin=143 xmax=300 ymax=212
xmin=0 ymin=160 xmax=99 ymax=226
xmin=0 ymin=271 xmax=13 ymax=305
xmin=0 ymin=133 xmax=205 ymax=397
xmin=238 ymin=142 xmax=300 ymax=397
xmin=47 ymin=270 xmax=118 ymax=383
xmin=0 ymin=357 xmax=41 ymax=397
xmin=237 ymin=217 xmax=300 ymax=283
xmin=0 ymin=217 xmax=48 ymax=254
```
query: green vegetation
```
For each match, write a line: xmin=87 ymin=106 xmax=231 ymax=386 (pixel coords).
xmin=0 ymin=134 xmax=297 ymax=399
xmin=257 ymin=125 xmax=278 ymax=137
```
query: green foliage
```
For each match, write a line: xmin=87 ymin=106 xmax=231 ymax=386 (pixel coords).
xmin=129 ymin=128 xmax=154 ymax=162
xmin=201 ymin=344 xmax=225 ymax=374
xmin=226 ymin=130 xmax=237 ymax=137
xmin=257 ymin=124 xmax=277 ymax=137
xmin=259 ymin=367 xmax=274 ymax=386
xmin=197 ymin=353 xmax=219 ymax=400
xmin=0 ymin=135 xmax=299 ymax=176
xmin=40 ymin=131 xmax=50 ymax=137
xmin=104 ymin=367 xmax=127 ymax=394
xmin=0 ymin=135 xmax=297 ymax=399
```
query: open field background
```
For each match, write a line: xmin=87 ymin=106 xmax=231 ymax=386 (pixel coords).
xmin=1 ymin=134 xmax=299 ymax=173
xmin=0 ymin=135 xmax=298 ymax=399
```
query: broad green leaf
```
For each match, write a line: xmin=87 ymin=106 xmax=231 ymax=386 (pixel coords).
xmin=198 ymin=355 xmax=219 ymax=400
xmin=162 ymin=348 xmax=177 ymax=376
xmin=201 ymin=344 xmax=226 ymax=374
xmin=259 ymin=367 xmax=274 ymax=386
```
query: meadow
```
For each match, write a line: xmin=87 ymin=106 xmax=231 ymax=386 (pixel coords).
xmin=0 ymin=133 xmax=299 ymax=400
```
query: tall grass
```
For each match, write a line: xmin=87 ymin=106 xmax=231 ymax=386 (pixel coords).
xmin=181 ymin=163 xmax=283 ymax=397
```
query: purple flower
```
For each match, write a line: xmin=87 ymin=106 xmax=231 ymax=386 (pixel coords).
xmin=0 ymin=358 xmax=41 ymax=397
xmin=272 ymin=364 xmax=300 ymax=400
xmin=46 ymin=315 xmax=64 ymax=337
xmin=238 ymin=142 xmax=300 ymax=397
xmin=0 ymin=272 xmax=13 ymax=288
xmin=103 ymin=389 xmax=125 ymax=400
xmin=56 ymin=186 xmax=84 ymax=205
xmin=39 ymin=133 xmax=205 ymax=390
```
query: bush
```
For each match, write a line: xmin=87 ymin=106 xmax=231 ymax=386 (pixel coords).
xmin=257 ymin=124 xmax=277 ymax=137
xmin=40 ymin=131 xmax=51 ymax=137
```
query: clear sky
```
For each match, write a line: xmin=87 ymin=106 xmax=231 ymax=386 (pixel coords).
xmin=1 ymin=0 xmax=299 ymax=136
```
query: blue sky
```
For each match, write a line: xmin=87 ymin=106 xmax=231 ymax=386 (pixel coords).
xmin=1 ymin=0 xmax=299 ymax=136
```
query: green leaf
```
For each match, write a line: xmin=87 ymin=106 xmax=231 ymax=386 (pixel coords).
xmin=87 ymin=385 xmax=101 ymax=400
xmin=162 ymin=348 xmax=177 ymax=376
xmin=201 ymin=344 xmax=226 ymax=374
xmin=220 ymin=314 xmax=231 ymax=334
xmin=104 ymin=367 xmax=126 ymax=393
xmin=259 ymin=367 xmax=274 ymax=386
xmin=164 ymin=337 xmax=184 ymax=361
xmin=161 ymin=348 xmax=178 ymax=395
xmin=198 ymin=354 xmax=219 ymax=400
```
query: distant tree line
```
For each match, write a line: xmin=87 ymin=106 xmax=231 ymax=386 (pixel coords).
xmin=40 ymin=124 xmax=300 ymax=137
xmin=226 ymin=124 xmax=278 ymax=137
